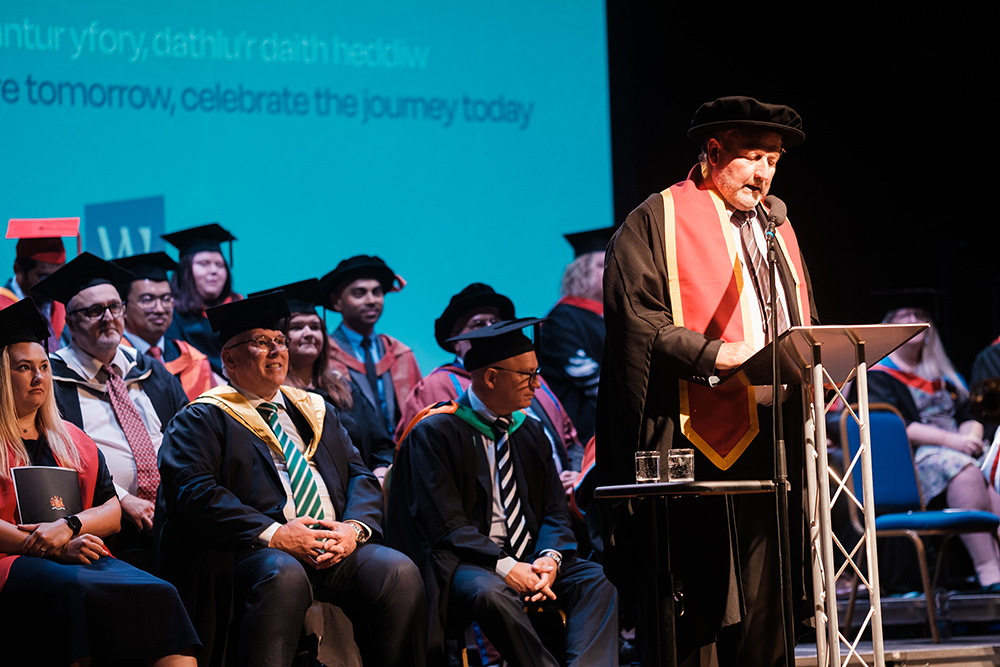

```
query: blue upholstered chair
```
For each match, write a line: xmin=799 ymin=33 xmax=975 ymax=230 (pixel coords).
xmin=839 ymin=403 xmax=1000 ymax=642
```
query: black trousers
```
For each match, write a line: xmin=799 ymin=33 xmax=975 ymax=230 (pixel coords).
xmin=449 ymin=556 xmax=619 ymax=667
xmin=231 ymin=542 xmax=427 ymax=667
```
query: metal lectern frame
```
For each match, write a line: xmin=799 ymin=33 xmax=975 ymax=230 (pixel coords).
xmin=726 ymin=323 xmax=926 ymax=667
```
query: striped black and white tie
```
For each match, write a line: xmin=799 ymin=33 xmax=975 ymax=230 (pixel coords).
xmin=494 ymin=415 xmax=530 ymax=560
xmin=737 ymin=210 xmax=789 ymax=341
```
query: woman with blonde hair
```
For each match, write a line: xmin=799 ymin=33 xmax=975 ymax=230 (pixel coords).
xmin=0 ymin=298 xmax=199 ymax=666
xmin=860 ymin=306 xmax=1000 ymax=591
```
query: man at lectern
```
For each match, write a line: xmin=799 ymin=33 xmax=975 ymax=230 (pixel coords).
xmin=596 ymin=96 xmax=819 ymax=666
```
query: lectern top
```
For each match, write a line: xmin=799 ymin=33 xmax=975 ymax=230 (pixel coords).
xmin=717 ymin=323 xmax=928 ymax=386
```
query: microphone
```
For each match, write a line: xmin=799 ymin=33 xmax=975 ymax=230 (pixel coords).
xmin=763 ymin=195 xmax=787 ymax=227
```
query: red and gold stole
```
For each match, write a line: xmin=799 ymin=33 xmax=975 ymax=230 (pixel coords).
xmin=663 ymin=169 xmax=810 ymax=469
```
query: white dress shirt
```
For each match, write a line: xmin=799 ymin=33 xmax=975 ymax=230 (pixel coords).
xmin=52 ymin=343 xmax=164 ymax=500
xmin=728 ymin=206 xmax=793 ymax=405
xmin=232 ymin=386 xmax=338 ymax=545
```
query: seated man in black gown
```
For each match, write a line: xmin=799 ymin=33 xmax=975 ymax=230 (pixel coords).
xmin=387 ymin=318 xmax=618 ymax=667
xmin=156 ymin=291 xmax=426 ymax=667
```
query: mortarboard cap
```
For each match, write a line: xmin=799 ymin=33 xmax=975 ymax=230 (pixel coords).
xmin=448 ymin=317 xmax=546 ymax=371
xmin=249 ymin=278 xmax=324 ymax=315
xmin=113 ymin=252 xmax=178 ymax=284
xmin=6 ymin=217 xmax=80 ymax=264
xmin=870 ymin=287 xmax=943 ymax=324
xmin=0 ymin=297 xmax=50 ymax=349
xmin=688 ymin=96 xmax=805 ymax=147
xmin=563 ymin=226 xmax=617 ymax=258
xmin=320 ymin=255 xmax=403 ymax=299
xmin=435 ymin=284 xmax=515 ymax=352
xmin=161 ymin=223 xmax=237 ymax=265
xmin=31 ymin=252 xmax=134 ymax=305
xmin=207 ymin=291 xmax=290 ymax=346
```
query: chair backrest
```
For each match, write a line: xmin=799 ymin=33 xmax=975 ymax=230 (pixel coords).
xmin=840 ymin=403 xmax=925 ymax=514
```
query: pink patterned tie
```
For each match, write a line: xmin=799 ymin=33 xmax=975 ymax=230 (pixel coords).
xmin=102 ymin=366 xmax=160 ymax=501
xmin=147 ymin=346 xmax=163 ymax=361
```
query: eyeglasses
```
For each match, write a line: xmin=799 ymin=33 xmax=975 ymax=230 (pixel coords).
xmin=68 ymin=302 xmax=125 ymax=320
xmin=462 ymin=315 xmax=498 ymax=333
xmin=132 ymin=294 xmax=174 ymax=311
xmin=227 ymin=335 xmax=288 ymax=351
xmin=490 ymin=366 xmax=542 ymax=383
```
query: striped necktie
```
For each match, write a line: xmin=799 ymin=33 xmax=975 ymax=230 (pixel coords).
xmin=258 ymin=401 xmax=325 ymax=521
xmin=494 ymin=415 xmax=531 ymax=560
xmin=737 ymin=210 xmax=789 ymax=341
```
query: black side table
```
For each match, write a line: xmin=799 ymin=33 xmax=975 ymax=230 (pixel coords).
xmin=595 ymin=480 xmax=777 ymax=667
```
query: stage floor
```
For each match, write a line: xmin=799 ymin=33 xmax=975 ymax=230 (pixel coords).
xmin=795 ymin=635 xmax=1000 ymax=666
xmin=795 ymin=590 xmax=1000 ymax=666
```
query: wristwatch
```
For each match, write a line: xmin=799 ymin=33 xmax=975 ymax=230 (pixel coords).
xmin=346 ymin=520 xmax=368 ymax=544
xmin=540 ymin=549 xmax=563 ymax=571
xmin=64 ymin=515 xmax=82 ymax=536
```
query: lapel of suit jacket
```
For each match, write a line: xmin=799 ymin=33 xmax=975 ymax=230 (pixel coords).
xmin=453 ymin=394 xmax=534 ymax=536
xmin=774 ymin=250 xmax=802 ymax=326
xmin=282 ymin=391 xmax=348 ymax=513
xmin=507 ymin=423 xmax=538 ymax=536
xmin=453 ymin=394 xmax=494 ymax=509
xmin=333 ymin=327 xmax=380 ymax=410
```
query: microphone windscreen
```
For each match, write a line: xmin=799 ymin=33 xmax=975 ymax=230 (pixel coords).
xmin=763 ymin=195 xmax=787 ymax=227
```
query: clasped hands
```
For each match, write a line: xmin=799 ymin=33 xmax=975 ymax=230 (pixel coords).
xmin=269 ymin=516 xmax=359 ymax=569
xmin=17 ymin=519 xmax=109 ymax=565
xmin=504 ymin=556 xmax=559 ymax=603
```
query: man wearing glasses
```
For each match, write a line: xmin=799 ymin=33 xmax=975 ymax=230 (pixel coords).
xmin=156 ymin=291 xmax=426 ymax=667
xmin=32 ymin=252 xmax=190 ymax=572
xmin=388 ymin=318 xmax=618 ymax=667
xmin=114 ymin=252 xmax=217 ymax=401
xmin=394 ymin=284 xmax=582 ymax=496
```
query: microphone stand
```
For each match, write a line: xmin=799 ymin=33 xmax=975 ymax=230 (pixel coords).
xmin=760 ymin=201 xmax=797 ymax=667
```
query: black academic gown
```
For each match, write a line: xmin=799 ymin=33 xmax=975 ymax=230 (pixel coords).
xmin=596 ymin=192 xmax=818 ymax=664
xmin=50 ymin=345 xmax=190 ymax=571
xmin=386 ymin=400 xmax=577 ymax=663
xmin=538 ymin=302 xmax=604 ymax=444
xmin=168 ymin=309 xmax=225 ymax=376
xmin=155 ymin=392 xmax=384 ymax=666
xmin=50 ymin=346 xmax=190 ymax=430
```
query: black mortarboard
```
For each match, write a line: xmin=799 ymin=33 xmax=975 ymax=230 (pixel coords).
xmin=563 ymin=226 xmax=616 ymax=258
xmin=161 ymin=223 xmax=237 ymax=265
xmin=448 ymin=317 xmax=545 ymax=371
xmin=249 ymin=278 xmax=324 ymax=315
xmin=320 ymin=255 xmax=401 ymax=299
xmin=113 ymin=252 xmax=178 ymax=283
xmin=0 ymin=297 xmax=50 ymax=349
xmin=870 ymin=288 xmax=943 ymax=324
xmin=207 ymin=291 xmax=290 ymax=345
xmin=688 ymin=96 xmax=805 ymax=147
xmin=435 ymin=284 xmax=515 ymax=352
xmin=31 ymin=252 xmax=135 ymax=305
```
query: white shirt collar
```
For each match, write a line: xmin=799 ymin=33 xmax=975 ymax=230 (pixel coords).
xmin=466 ymin=386 xmax=499 ymax=425
xmin=233 ymin=384 xmax=286 ymax=410
xmin=123 ymin=330 xmax=165 ymax=355
xmin=58 ymin=343 xmax=136 ymax=383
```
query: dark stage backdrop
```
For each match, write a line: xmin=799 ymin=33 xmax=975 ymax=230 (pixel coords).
xmin=1 ymin=2 xmax=613 ymax=371
xmin=605 ymin=6 xmax=997 ymax=378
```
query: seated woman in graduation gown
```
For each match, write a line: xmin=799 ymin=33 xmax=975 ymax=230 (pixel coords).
xmin=163 ymin=223 xmax=242 ymax=378
xmin=0 ymin=298 xmax=199 ymax=666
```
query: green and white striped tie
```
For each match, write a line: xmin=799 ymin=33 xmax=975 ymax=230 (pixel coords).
xmin=258 ymin=401 xmax=325 ymax=521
